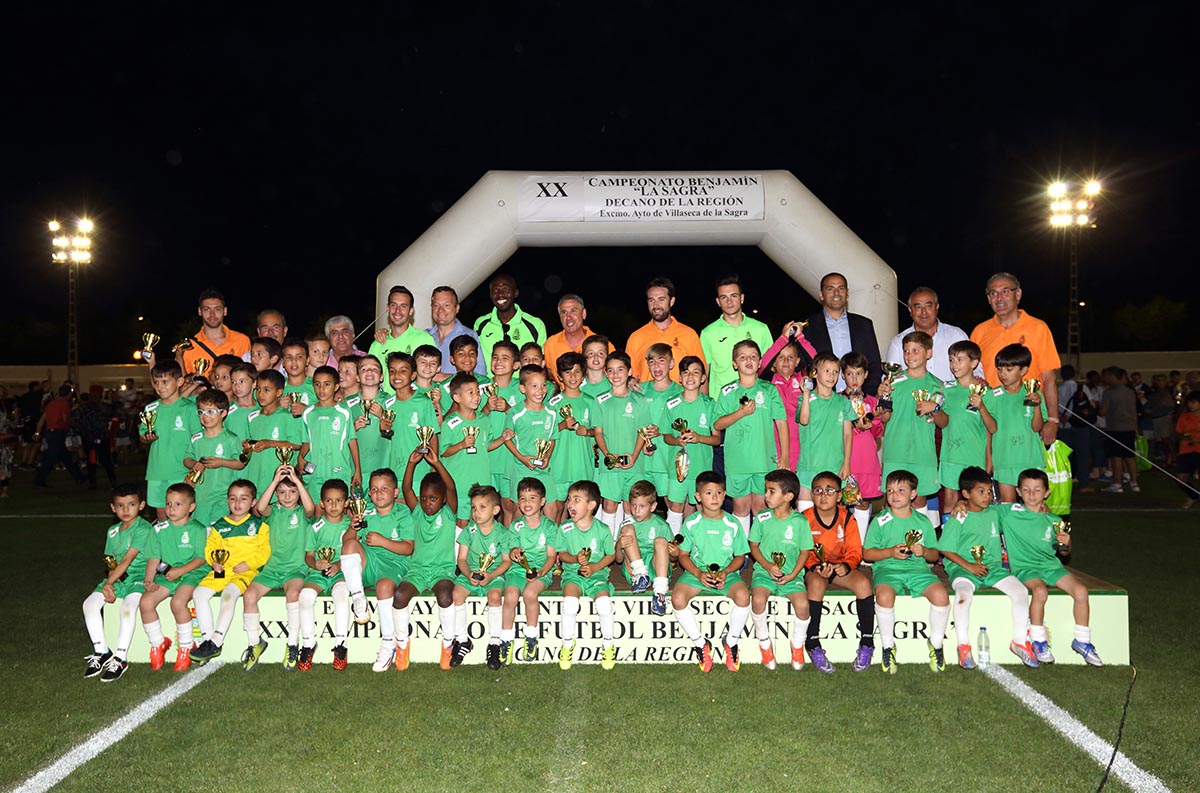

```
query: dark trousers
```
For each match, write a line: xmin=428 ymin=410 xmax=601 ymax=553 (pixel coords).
xmin=34 ymin=430 xmax=83 ymax=486
xmin=1059 ymin=425 xmax=1092 ymax=486
xmin=87 ymin=437 xmax=117 ymax=488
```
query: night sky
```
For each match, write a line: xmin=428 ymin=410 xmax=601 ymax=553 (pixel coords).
xmin=4 ymin=6 xmax=1195 ymax=365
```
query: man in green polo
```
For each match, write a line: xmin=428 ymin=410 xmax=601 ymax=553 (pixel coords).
xmin=473 ymin=274 xmax=547 ymax=373
xmin=699 ymin=274 xmax=773 ymax=393
xmin=369 ymin=286 xmax=437 ymax=393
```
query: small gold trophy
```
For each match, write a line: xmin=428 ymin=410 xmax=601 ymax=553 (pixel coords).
xmin=842 ymin=475 xmax=863 ymax=507
xmin=512 ymin=547 xmax=536 ymax=580
xmin=1022 ymin=378 xmax=1042 ymax=407
xmin=970 ymin=545 xmax=986 ymax=570
xmin=139 ymin=408 xmax=157 ymax=437
xmin=103 ymin=554 xmax=129 ymax=582
xmin=1051 ymin=519 xmax=1071 ymax=553
xmin=239 ymin=438 xmax=257 ymax=464
xmin=533 ymin=438 xmax=553 ymax=468
xmin=141 ymin=332 xmax=160 ymax=356
xmin=360 ymin=398 xmax=375 ymax=426
xmin=576 ymin=547 xmax=592 ymax=568
xmin=912 ymin=388 xmax=935 ymax=423
xmin=706 ymin=563 xmax=723 ymax=587
xmin=480 ymin=383 xmax=497 ymax=404
xmin=348 ymin=491 xmax=369 ymax=529
xmin=463 ymin=425 xmax=480 ymax=455
xmin=210 ymin=548 xmax=230 ymax=579
xmin=770 ymin=551 xmax=786 ymax=575
xmin=172 ymin=338 xmax=194 ymax=354
xmin=850 ymin=393 xmax=867 ymax=420
xmin=637 ymin=425 xmax=657 ymax=456
xmin=380 ymin=409 xmax=396 ymax=440
xmin=671 ymin=417 xmax=690 ymax=482
xmin=275 ymin=446 xmax=294 ymax=467
xmin=902 ymin=529 xmax=923 ymax=556
xmin=185 ymin=459 xmax=206 ymax=486
xmin=473 ymin=552 xmax=496 ymax=582
xmin=812 ymin=544 xmax=827 ymax=568
xmin=878 ymin=363 xmax=904 ymax=411
xmin=414 ymin=425 xmax=435 ymax=454
xmin=966 ymin=383 xmax=988 ymax=413
xmin=192 ymin=358 xmax=212 ymax=388
xmin=315 ymin=547 xmax=336 ymax=577
xmin=558 ymin=403 xmax=575 ymax=426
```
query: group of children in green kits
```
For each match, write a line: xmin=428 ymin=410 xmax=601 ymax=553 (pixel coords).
xmin=83 ymin=319 xmax=1102 ymax=680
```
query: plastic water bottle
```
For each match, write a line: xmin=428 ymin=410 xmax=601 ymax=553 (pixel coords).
xmin=977 ymin=627 xmax=991 ymax=669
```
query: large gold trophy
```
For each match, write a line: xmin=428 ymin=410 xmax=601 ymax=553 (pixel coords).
xmin=966 ymin=383 xmax=988 ymax=413
xmin=210 ymin=548 xmax=230 ymax=579
xmin=315 ymin=547 xmax=336 ymax=577
xmin=103 ymin=554 xmax=129 ymax=582
xmin=472 ymin=552 xmax=496 ymax=582
xmin=877 ymin=363 xmax=904 ymax=411
xmin=637 ymin=426 xmax=657 ymax=456
xmin=671 ymin=418 xmax=690 ymax=483
xmin=511 ymin=547 xmax=537 ymax=580
xmin=192 ymin=358 xmax=212 ymax=388
xmin=139 ymin=409 xmax=157 ymax=437
xmin=532 ymin=438 xmax=553 ymax=468
xmin=902 ymin=530 xmax=923 ymax=556
xmin=414 ymin=426 xmax=435 ymax=455
xmin=463 ymin=425 xmax=480 ymax=455
xmin=360 ymin=398 xmax=375 ymax=426
xmin=1022 ymin=378 xmax=1042 ymax=407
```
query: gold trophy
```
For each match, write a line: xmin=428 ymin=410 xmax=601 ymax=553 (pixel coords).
xmin=902 ymin=529 xmax=923 ymax=556
xmin=275 ymin=446 xmax=294 ymax=467
xmin=602 ymin=453 xmax=626 ymax=470
xmin=186 ymin=459 xmax=206 ymax=486
xmin=512 ymin=547 xmax=537 ymax=580
xmin=850 ymin=393 xmax=868 ymax=420
xmin=380 ymin=408 xmax=396 ymax=440
xmin=786 ymin=319 xmax=810 ymax=338
xmin=473 ymin=552 xmax=496 ymax=582
xmin=480 ymin=383 xmax=498 ymax=404
xmin=801 ymin=363 xmax=817 ymax=393
xmin=912 ymin=388 xmax=935 ymax=423
xmin=210 ymin=548 xmax=230 ymax=579
xmin=969 ymin=545 xmax=987 ymax=573
xmin=360 ymin=398 xmax=375 ymax=426
xmin=239 ymin=438 xmax=258 ymax=464
xmin=671 ymin=418 xmax=690 ymax=482
xmin=558 ymin=403 xmax=575 ymax=426
xmin=141 ymin=332 xmax=160 ymax=356
xmin=139 ymin=408 xmax=157 ymax=437
xmin=532 ymin=438 xmax=553 ymax=468
xmin=770 ymin=551 xmax=786 ymax=577
xmin=966 ymin=383 xmax=988 ymax=413
xmin=192 ymin=358 xmax=212 ymax=388
xmin=878 ymin=363 xmax=904 ymax=411
xmin=1051 ymin=519 xmax=1071 ymax=553
xmin=1022 ymin=378 xmax=1042 ymax=407
xmin=463 ymin=425 xmax=480 ymax=455
xmin=576 ymin=547 xmax=592 ymax=569
xmin=103 ymin=554 xmax=129 ymax=582
xmin=315 ymin=547 xmax=336 ymax=577
xmin=842 ymin=475 xmax=863 ymax=508
xmin=812 ymin=544 xmax=827 ymax=568
xmin=348 ymin=491 xmax=369 ymax=529
xmin=414 ymin=425 xmax=435 ymax=455
xmin=171 ymin=338 xmax=194 ymax=354
xmin=706 ymin=563 xmax=723 ymax=587
xmin=637 ymin=425 xmax=657 ymax=456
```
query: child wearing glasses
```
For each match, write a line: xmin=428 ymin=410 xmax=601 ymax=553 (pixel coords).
xmin=182 ymin=389 xmax=246 ymax=526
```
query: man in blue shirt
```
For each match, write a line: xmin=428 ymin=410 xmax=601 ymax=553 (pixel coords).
xmin=802 ymin=272 xmax=882 ymax=395
xmin=427 ymin=286 xmax=484 ymax=375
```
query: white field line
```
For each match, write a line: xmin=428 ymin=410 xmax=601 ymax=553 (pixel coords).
xmin=983 ymin=665 xmax=1170 ymax=793
xmin=12 ymin=661 xmax=224 ymax=793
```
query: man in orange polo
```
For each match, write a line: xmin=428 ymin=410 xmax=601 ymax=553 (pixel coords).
xmin=543 ymin=293 xmax=611 ymax=371
xmin=175 ymin=288 xmax=252 ymax=372
xmin=970 ymin=272 xmax=1062 ymax=445
xmin=626 ymin=277 xmax=705 ymax=382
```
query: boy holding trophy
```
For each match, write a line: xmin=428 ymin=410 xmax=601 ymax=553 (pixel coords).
xmin=451 ymin=484 xmax=513 ymax=669
xmin=441 ymin=373 xmax=506 ymax=528
xmin=939 ymin=341 xmax=995 ymax=518
xmin=297 ymin=479 xmax=355 ymax=671
xmin=986 ymin=344 xmax=1047 ymax=504
xmin=297 ymin=366 xmax=361 ymax=515
xmin=661 ymin=356 xmax=719 ymax=532
xmin=503 ymin=365 xmax=559 ymax=514
xmin=503 ymin=477 xmax=561 ymax=664
xmin=182 ymin=389 xmax=246 ymax=526
xmin=141 ymin=360 xmax=201 ymax=520
xmin=557 ymin=480 xmax=618 ymax=671
xmin=546 ymin=352 xmax=597 ymax=523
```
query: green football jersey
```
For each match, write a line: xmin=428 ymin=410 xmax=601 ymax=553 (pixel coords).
xmin=409 ymin=505 xmax=457 ymax=568
xmin=142 ymin=396 xmax=201 ymax=482
xmin=306 ymin=515 xmax=352 ymax=562
xmin=939 ymin=381 xmax=988 ymax=466
xmin=383 ymin=393 xmax=440 ymax=472
xmin=347 ymin=395 xmax=393 ymax=479
xmin=749 ymin=509 xmax=814 ymax=568
xmin=939 ymin=508 xmax=1004 ymax=578
xmin=557 ymin=520 xmax=615 ymax=578
xmin=101 ymin=518 xmax=156 ymax=583
xmin=458 ymin=522 xmax=512 ymax=573
xmin=681 ymin=512 xmax=750 ymax=569
xmin=150 ymin=518 xmax=208 ymax=569
xmin=581 ymin=377 xmax=612 ymax=398
xmin=186 ymin=428 xmax=244 ymax=526
xmin=985 ymin=388 xmax=1048 ymax=472
xmin=224 ymin=401 xmax=256 ymax=441
xmin=414 ymin=382 xmax=449 ymax=417
xmin=664 ymin=393 xmax=717 ymax=475
xmin=505 ymin=403 xmax=557 ymax=481
xmin=283 ymin=377 xmax=317 ymax=411
xmin=509 ymin=515 xmax=560 ymax=572
xmin=244 ymin=407 xmax=305 ymax=497
xmin=441 ymin=413 xmax=492 ymax=494
xmin=699 ymin=315 xmax=774 ymax=393
xmin=638 ymin=381 xmax=683 ymax=475
xmin=864 ymin=510 xmax=939 ymax=577
xmin=624 ymin=514 xmax=671 ymax=564
xmin=546 ymin=392 xmax=598 ymax=484
xmin=880 ymin=371 xmax=943 ymax=468
xmin=997 ymin=503 xmax=1064 ymax=572
xmin=796 ymin=392 xmax=856 ymax=475
xmin=301 ymin=403 xmax=356 ymax=482
xmin=716 ymin=380 xmax=785 ymax=475
xmin=595 ymin=391 xmax=651 ymax=460
xmin=259 ymin=503 xmax=311 ymax=573
xmin=485 ymin=380 xmax=523 ymax=481
xmin=361 ymin=504 xmax=416 ymax=572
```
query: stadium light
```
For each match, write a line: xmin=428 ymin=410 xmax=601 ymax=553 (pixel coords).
xmin=47 ymin=216 xmax=95 ymax=386
xmin=1046 ymin=178 xmax=1103 ymax=366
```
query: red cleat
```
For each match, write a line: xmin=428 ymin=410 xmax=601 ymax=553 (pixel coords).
xmin=149 ymin=637 xmax=173 ymax=671
xmin=173 ymin=645 xmax=193 ymax=672
xmin=697 ymin=639 xmax=713 ymax=673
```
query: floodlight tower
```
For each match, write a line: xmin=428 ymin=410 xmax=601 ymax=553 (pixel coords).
xmin=1048 ymin=180 xmax=1100 ymax=364
xmin=49 ymin=217 xmax=94 ymax=387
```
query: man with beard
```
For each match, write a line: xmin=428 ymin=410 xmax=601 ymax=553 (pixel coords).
xmin=473 ymin=274 xmax=547 ymax=374
xmin=626 ymin=277 xmax=705 ymax=383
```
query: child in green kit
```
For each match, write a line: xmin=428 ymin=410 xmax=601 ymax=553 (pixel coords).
xmin=451 ymin=484 xmax=513 ymax=669
xmin=82 ymin=483 xmax=156 ymax=682
xmin=714 ymin=340 xmax=788 ymax=534
xmin=558 ymin=480 xmax=618 ymax=671
xmin=1002 ymin=469 xmax=1102 ymax=666
xmin=503 ymin=477 xmax=560 ymax=664
xmin=638 ymin=343 xmax=683 ymax=497
xmin=748 ymin=470 xmax=814 ymax=671
xmin=442 ymin=373 xmax=509 ymax=527
xmin=520 ymin=342 xmax=545 ymax=369
xmin=986 ymin=344 xmax=1047 ymax=503
xmin=305 ymin=333 xmax=331 ymax=379
xmin=340 ymin=468 xmax=416 ymax=672
xmin=504 ymin=365 xmax=559 ymax=514
xmin=297 ymin=479 xmax=355 ymax=671
xmin=615 ymin=479 xmax=670 ymax=602
xmin=484 ymin=340 xmax=523 ymax=523
xmin=661 ymin=356 xmax=719 ymax=532
xmin=796 ymin=353 xmax=856 ymax=510
xmin=298 ymin=366 xmax=361 ymax=513
xmin=672 ymin=471 xmax=753 ymax=673
xmin=244 ymin=462 xmax=315 ymax=671
xmin=863 ymin=469 xmax=950 ymax=674
xmin=242 ymin=369 xmax=304 ymax=498
xmin=223 ymin=362 xmax=259 ymax=441
xmin=581 ymin=335 xmax=614 ymax=398
xmin=337 ymin=355 xmax=360 ymax=401
xmin=139 ymin=482 xmax=210 ymax=672
xmin=546 ymin=352 xmax=597 ymax=524
xmin=383 ymin=352 xmax=441 ymax=479
xmin=141 ymin=360 xmax=201 ymax=519
xmin=183 ymin=389 xmax=246 ymax=526
xmin=348 ymin=355 xmax=391 ymax=477
xmin=939 ymin=341 xmax=996 ymax=517
xmin=877 ymin=331 xmax=947 ymax=527
xmin=411 ymin=345 xmax=448 ymax=415
xmin=249 ymin=336 xmax=282 ymax=373
xmin=594 ymin=352 xmax=651 ymax=536
xmin=280 ymin=338 xmax=316 ymax=418
xmin=941 ymin=467 xmax=1038 ymax=669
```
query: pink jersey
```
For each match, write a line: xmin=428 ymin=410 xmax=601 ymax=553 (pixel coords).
xmin=760 ymin=332 xmax=819 ymax=472
xmin=845 ymin=391 xmax=883 ymax=498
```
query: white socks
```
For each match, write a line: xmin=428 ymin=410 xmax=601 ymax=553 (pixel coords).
xmin=83 ymin=592 xmax=107 ymax=652
xmin=734 ymin=513 xmax=751 ymax=534
xmin=286 ymin=601 xmax=300 ymax=646
xmin=213 ymin=584 xmax=241 ymax=647
xmin=752 ymin=609 xmax=769 ymax=645
xmin=653 ymin=576 xmax=669 ymax=595
xmin=244 ymin=612 xmax=260 ymax=647
xmin=144 ymin=619 xmax=165 ymax=647
xmin=595 ymin=596 xmax=614 ymax=644
xmin=877 ymin=606 xmax=896 ymax=648
xmin=994 ymin=576 xmax=1031 ymax=644
xmin=853 ymin=507 xmax=871 ymax=545
xmin=929 ymin=604 xmax=950 ymax=649
xmin=340 ymin=552 xmax=365 ymax=597
xmin=953 ymin=579 xmax=976 ymax=645
xmin=299 ymin=588 xmax=318 ymax=647
xmin=395 ymin=604 xmax=414 ymax=647
xmin=488 ymin=605 xmax=502 ymax=643
xmin=791 ymin=617 xmax=810 ymax=649
xmin=601 ymin=509 xmax=619 ymax=539
xmin=331 ymin=582 xmax=349 ymax=643
xmin=193 ymin=586 xmax=216 ymax=641
xmin=454 ymin=603 xmax=469 ymax=642
xmin=666 ymin=510 xmax=683 ymax=532
xmin=674 ymin=603 xmax=702 ymax=644
xmin=1030 ymin=624 xmax=1048 ymax=642
xmin=629 ymin=558 xmax=649 ymax=578
xmin=377 ymin=597 xmax=394 ymax=641
xmin=727 ymin=604 xmax=750 ymax=645
xmin=437 ymin=603 xmax=453 ymax=647
xmin=114 ymin=592 xmax=141 ymax=660
xmin=1074 ymin=625 xmax=1091 ymax=643
xmin=561 ymin=596 xmax=580 ymax=642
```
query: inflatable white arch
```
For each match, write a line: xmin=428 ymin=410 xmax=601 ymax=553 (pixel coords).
xmin=377 ymin=170 xmax=897 ymax=352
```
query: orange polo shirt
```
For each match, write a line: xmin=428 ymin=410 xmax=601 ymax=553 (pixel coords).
xmin=179 ymin=325 xmax=252 ymax=371
xmin=626 ymin=318 xmax=706 ymax=382
xmin=970 ymin=310 xmax=1062 ymax=387
xmin=543 ymin=326 xmax=612 ymax=373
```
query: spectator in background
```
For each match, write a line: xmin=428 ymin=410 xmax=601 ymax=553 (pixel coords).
xmin=17 ymin=381 xmax=44 ymax=468
xmin=1057 ymin=365 xmax=1094 ymax=490
xmin=1081 ymin=370 xmax=1106 ymax=482
xmin=324 ymin=315 xmax=365 ymax=367
xmin=33 ymin=385 xmax=83 ymax=489
xmin=1146 ymin=373 xmax=1178 ymax=464
xmin=1100 ymin=367 xmax=1140 ymax=493
xmin=254 ymin=309 xmax=288 ymax=344
xmin=0 ymin=390 xmax=14 ymax=497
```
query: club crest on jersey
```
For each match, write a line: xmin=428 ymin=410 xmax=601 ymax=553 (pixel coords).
xmin=538 ymin=534 xmax=546 ymax=547
xmin=290 ymin=514 xmax=299 ymax=526
xmin=215 ymin=443 xmax=224 ymax=456
xmin=722 ymin=530 xmax=733 ymax=547
xmin=175 ymin=415 xmax=184 ymax=429
xmin=487 ymin=542 xmax=497 ymax=554
xmin=755 ymin=392 xmax=765 ymax=406
xmin=784 ymin=526 xmax=794 ymax=541
xmin=699 ymin=414 xmax=708 ymax=427
xmin=837 ymin=526 xmax=844 ymax=541
xmin=434 ymin=516 xmax=444 ymax=529
xmin=181 ymin=531 xmax=190 ymax=544
xmin=409 ymin=412 xmax=420 ymax=426
xmin=247 ymin=523 xmax=258 ymax=536
xmin=625 ymin=403 xmax=633 ymax=415
xmin=271 ymin=428 xmax=280 ymax=440
xmin=332 ymin=417 xmax=342 ymax=432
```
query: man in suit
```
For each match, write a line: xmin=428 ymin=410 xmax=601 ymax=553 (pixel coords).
xmin=802 ymin=272 xmax=882 ymax=395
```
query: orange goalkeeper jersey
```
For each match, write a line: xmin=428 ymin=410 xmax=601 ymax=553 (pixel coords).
xmin=802 ymin=506 xmax=862 ymax=569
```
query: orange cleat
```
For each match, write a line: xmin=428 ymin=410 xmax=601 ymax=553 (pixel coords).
xmin=697 ymin=639 xmax=713 ymax=673
xmin=149 ymin=637 xmax=173 ymax=671
xmin=725 ymin=642 xmax=741 ymax=672
xmin=791 ymin=645 xmax=806 ymax=671
xmin=173 ymin=645 xmax=193 ymax=672
xmin=760 ymin=644 xmax=777 ymax=670
xmin=396 ymin=642 xmax=411 ymax=671
xmin=332 ymin=644 xmax=348 ymax=671
xmin=439 ymin=643 xmax=453 ymax=671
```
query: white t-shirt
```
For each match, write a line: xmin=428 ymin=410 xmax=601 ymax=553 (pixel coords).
xmin=884 ymin=321 xmax=980 ymax=383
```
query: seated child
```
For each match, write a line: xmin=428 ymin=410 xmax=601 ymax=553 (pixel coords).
xmin=296 ymin=478 xmax=355 ymax=671
xmin=503 ymin=477 xmax=560 ymax=664
xmin=747 ymin=470 xmax=813 ymax=671
xmin=558 ymin=480 xmax=618 ymax=671
xmin=451 ymin=484 xmax=513 ymax=669
xmin=615 ymin=479 xmax=671 ymax=601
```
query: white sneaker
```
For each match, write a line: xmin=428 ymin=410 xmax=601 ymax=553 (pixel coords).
xmin=1129 ymin=484 xmax=1141 ymax=493
xmin=1102 ymin=484 xmax=1124 ymax=493
xmin=351 ymin=593 xmax=370 ymax=625
xmin=372 ymin=643 xmax=396 ymax=672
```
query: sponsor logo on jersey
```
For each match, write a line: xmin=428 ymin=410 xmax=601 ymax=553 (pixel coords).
xmin=108 ymin=526 xmax=120 ymax=538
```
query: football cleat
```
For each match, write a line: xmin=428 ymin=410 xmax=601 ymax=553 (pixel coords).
xmin=99 ymin=656 xmax=128 ymax=683
xmin=84 ymin=650 xmax=113 ymax=679
xmin=350 ymin=593 xmax=371 ymax=625
xmin=600 ymin=644 xmax=616 ymax=670
xmin=559 ymin=640 xmax=576 ymax=671
xmin=760 ymin=644 xmax=777 ymax=670
xmin=282 ymin=644 xmax=299 ymax=671
xmin=725 ymin=642 xmax=741 ymax=672
xmin=241 ymin=639 xmax=267 ymax=672
xmin=881 ymin=646 xmax=897 ymax=674
xmin=1010 ymin=640 xmax=1039 ymax=668
xmin=451 ymin=638 xmax=472 ymax=668
xmin=1031 ymin=640 xmax=1055 ymax=664
xmin=853 ymin=644 xmax=874 ymax=672
xmin=696 ymin=639 xmax=713 ymax=673
xmin=149 ymin=637 xmax=173 ymax=671
xmin=396 ymin=642 xmax=412 ymax=671
xmin=439 ymin=642 xmax=453 ymax=671
xmin=189 ymin=640 xmax=222 ymax=664
xmin=1071 ymin=640 xmax=1104 ymax=667
xmin=298 ymin=644 xmax=315 ymax=672
xmin=791 ymin=645 xmax=808 ymax=671
xmin=173 ymin=646 xmax=194 ymax=672
xmin=811 ymin=647 xmax=836 ymax=674
xmin=332 ymin=643 xmax=348 ymax=670
xmin=373 ymin=643 xmax=395 ymax=672
xmin=499 ymin=640 xmax=513 ymax=666
xmin=958 ymin=644 xmax=977 ymax=670
xmin=523 ymin=636 xmax=538 ymax=660
xmin=650 ymin=593 xmax=667 ymax=616
xmin=929 ymin=643 xmax=946 ymax=673
xmin=486 ymin=643 xmax=502 ymax=670
xmin=630 ymin=574 xmax=650 ymax=594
